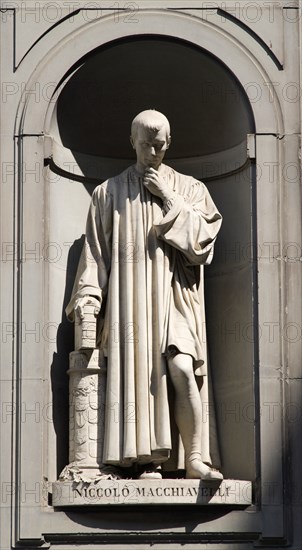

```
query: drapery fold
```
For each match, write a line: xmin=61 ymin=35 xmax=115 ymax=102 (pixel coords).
xmin=66 ymin=164 xmax=222 ymax=467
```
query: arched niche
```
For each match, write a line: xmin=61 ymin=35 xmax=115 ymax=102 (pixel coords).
xmin=54 ymin=36 xmax=252 ymax=166
xmin=47 ymin=35 xmax=256 ymax=481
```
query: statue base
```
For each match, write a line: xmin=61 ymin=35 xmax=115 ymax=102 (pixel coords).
xmin=52 ymin=479 xmax=252 ymax=506
xmin=59 ymin=462 xmax=122 ymax=483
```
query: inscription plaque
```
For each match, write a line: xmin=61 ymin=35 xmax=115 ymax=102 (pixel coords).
xmin=52 ymin=479 xmax=252 ymax=506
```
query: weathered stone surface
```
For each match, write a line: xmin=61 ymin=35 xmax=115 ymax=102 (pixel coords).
xmin=52 ymin=479 xmax=252 ymax=506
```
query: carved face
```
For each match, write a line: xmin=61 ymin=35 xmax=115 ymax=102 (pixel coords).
xmin=131 ymin=125 xmax=171 ymax=170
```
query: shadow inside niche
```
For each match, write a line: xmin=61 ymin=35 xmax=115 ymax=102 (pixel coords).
xmin=50 ymin=235 xmax=85 ymax=478
xmin=59 ymin=505 xmax=244 ymax=529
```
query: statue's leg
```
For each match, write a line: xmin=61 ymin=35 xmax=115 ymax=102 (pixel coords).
xmin=168 ymin=352 xmax=223 ymax=481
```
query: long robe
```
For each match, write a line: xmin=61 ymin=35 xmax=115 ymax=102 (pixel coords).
xmin=66 ymin=164 xmax=222 ymax=467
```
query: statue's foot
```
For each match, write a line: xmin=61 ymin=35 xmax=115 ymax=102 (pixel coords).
xmin=139 ymin=464 xmax=162 ymax=480
xmin=186 ymin=458 xmax=223 ymax=481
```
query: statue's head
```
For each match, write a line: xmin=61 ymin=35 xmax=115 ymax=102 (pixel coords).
xmin=130 ymin=110 xmax=171 ymax=170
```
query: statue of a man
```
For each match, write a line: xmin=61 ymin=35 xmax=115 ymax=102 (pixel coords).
xmin=66 ymin=110 xmax=223 ymax=481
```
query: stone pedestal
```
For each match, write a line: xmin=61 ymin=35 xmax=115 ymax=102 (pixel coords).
xmin=59 ymin=349 xmax=107 ymax=482
xmin=52 ymin=479 xmax=252 ymax=507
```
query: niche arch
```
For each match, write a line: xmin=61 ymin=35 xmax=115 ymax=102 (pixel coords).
xmin=16 ymin=10 xmax=283 ymax=134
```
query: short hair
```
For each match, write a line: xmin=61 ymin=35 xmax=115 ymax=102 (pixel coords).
xmin=131 ymin=110 xmax=171 ymax=141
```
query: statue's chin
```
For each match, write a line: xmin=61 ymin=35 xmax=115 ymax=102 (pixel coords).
xmin=146 ymin=161 xmax=160 ymax=170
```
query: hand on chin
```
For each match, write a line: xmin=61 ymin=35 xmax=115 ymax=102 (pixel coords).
xmin=145 ymin=161 xmax=159 ymax=170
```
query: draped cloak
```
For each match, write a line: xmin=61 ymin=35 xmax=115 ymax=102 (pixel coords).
xmin=66 ymin=164 xmax=222 ymax=468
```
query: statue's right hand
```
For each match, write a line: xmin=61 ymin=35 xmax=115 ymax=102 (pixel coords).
xmin=74 ymin=296 xmax=101 ymax=321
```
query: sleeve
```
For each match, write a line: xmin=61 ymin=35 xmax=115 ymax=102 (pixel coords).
xmin=65 ymin=184 xmax=113 ymax=320
xmin=153 ymin=179 xmax=222 ymax=266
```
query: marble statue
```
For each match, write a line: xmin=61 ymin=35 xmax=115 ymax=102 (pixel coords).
xmin=64 ymin=110 xmax=223 ymax=482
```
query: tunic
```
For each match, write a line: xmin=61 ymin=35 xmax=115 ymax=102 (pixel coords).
xmin=66 ymin=164 xmax=222 ymax=466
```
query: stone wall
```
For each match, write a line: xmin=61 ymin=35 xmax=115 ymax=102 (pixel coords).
xmin=0 ymin=2 xmax=301 ymax=548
